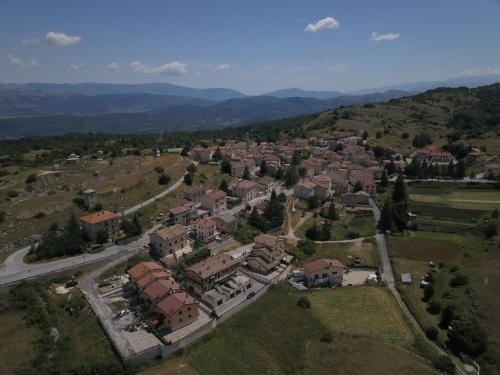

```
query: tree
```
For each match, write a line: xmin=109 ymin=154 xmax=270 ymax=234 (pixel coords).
xmin=158 ymin=174 xmax=171 ymax=185
xmin=425 ymin=326 xmax=439 ymax=341
xmin=379 ymin=198 xmax=395 ymax=233
xmin=484 ymin=222 xmax=498 ymax=238
xmin=353 ymin=181 xmax=363 ymax=192
xmin=275 ymin=167 xmax=285 ymax=180
xmin=132 ymin=214 xmax=142 ymax=235
xmin=447 ymin=160 xmax=455 ymax=177
xmin=212 ymin=147 xmax=223 ymax=162
xmin=219 ymin=178 xmax=229 ymax=193
xmin=0 ymin=210 xmax=5 ymax=223
xmin=297 ymin=239 xmax=316 ymax=255
xmin=220 ymin=158 xmax=232 ymax=174
xmin=327 ymin=201 xmax=338 ymax=220
xmin=297 ymin=296 xmax=311 ymax=309
xmin=284 ymin=165 xmax=300 ymax=187
xmin=25 ymin=174 xmax=37 ymax=184
xmin=307 ymin=195 xmax=320 ymax=210
xmin=242 ymin=166 xmax=251 ymax=180
xmin=184 ymin=172 xmax=193 ymax=185
xmin=448 ymin=314 xmax=488 ymax=356
xmin=259 ymin=158 xmax=268 ymax=176
xmin=321 ymin=221 xmax=331 ymax=241
xmin=154 ymin=166 xmax=164 ymax=174
xmin=433 ymin=356 xmax=455 ymax=374
xmin=96 ymin=230 xmax=109 ymax=244
xmin=492 ymin=208 xmax=499 ymax=219
xmin=362 ymin=130 xmax=368 ymax=140
xmin=455 ymin=160 xmax=465 ymax=179
xmin=380 ymin=169 xmax=389 ymax=189
xmin=306 ymin=222 xmax=320 ymax=241
xmin=278 ymin=192 xmax=287 ymax=203
xmin=187 ymin=163 xmax=197 ymax=173
xmin=120 ymin=219 xmax=137 ymax=237
xmin=392 ymin=173 xmax=407 ymax=204
xmin=94 ymin=203 xmax=103 ymax=212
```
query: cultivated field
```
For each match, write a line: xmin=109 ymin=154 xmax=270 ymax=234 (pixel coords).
xmin=145 ymin=284 xmax=437 ymax=375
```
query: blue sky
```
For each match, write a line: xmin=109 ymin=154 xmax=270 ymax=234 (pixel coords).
xmin=0 ymin=0 xmax=499 ymax=94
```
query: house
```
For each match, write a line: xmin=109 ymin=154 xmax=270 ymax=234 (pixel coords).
xmin=213 ymin=213 xmax=237 ymax=233
xmin=127 ymin=261 xmax=165 ymax=290
xmin=246 ymin=234 xmax=286 ymax=275
xmin=312 ymin=175 xmax=332 ymax=200
xmin=192 ymin=218 xmax=217 ymax=243
xmin=256 ymin=175 xmax=278 ymax=195
xmin=168 ymin=204 xmax=198 ymax=225
xmin=192 ymin=147 xmax=213 ymax=164
xmin=154 ymin=292 xmax=199 ymax=332
xmin=230 ymin=162 xmax=247 ymax=178
xmin=135 ymin=270 xmax=171 ymax=297
xmin=294 ymin=180 xmax=315 ymax=199
xmin=340 ymin=191 xmax=371 ymax=211
xmin=263 ymin=154 xmax=281 ymax=170
xmin=185 ymin=254 xmax=239 ymax=297
xmin=143 ymin=279 xmax=182 ymax=307
xmin=82 ymin=188 xmax=97 ymax=208
xmin=200 ymin=190 xmax=227 ymax=215
xmin=230 ymin=180 xmax=258 ymax=203
xmin=183 ymin=186 xmax=207 ymax=202
xmin=411 ymin=148 xmax=454 ymax=164
xmin=150 ymin=224 xmax=188 ymax=258
xmin=320 ymin=201 xmax=345 ymax=218
xmin=80 ymin=211 xmax=119 ymax=241
xmin=484 ymin=164 xmax=500 ymax=180
xmin=303 ymin=259 xmax=345 ymax=288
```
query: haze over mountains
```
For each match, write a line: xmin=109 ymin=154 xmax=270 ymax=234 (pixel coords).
xmin=0 ymin=73 xmax=498 ymax=138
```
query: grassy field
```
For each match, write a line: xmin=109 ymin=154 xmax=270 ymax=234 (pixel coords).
xmin=143 ymin=284 xmax=437 ymax=375
xmin=0 ymin=287 xmax=121 ymax=375
xmin=0 ymin=154 xmax=188 ymax=251
xmin=295 ymin=213 xmax=375 ymax=241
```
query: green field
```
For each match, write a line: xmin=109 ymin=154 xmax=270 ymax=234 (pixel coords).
xmin=145 ymin=284 xmax=437 ymax=375
xmin=295 ymin=240 xmax=379 ymax=267
xmin=295 ymin=213 xmax=375 ymax=241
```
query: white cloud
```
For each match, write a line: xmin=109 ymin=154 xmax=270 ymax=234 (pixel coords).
xmin=69 ymin=63 xmax=84 ymax=70
xmin=130 ymin=60 xmax=188 ymax=75
xmin=6 ymin=54 xmax=39 ymax=67
xmin=45 ymin=31 xmax=81 ymax=47
xmin=214 ymin=63 xmax=231 ymax=73
xmin=22 ymin=37 xmax=39 ymax=45
xmin=456 ymin=67 xmax=500 ymax=77
xmin=107 ymin=62 xmax=120 ymax=72
xmin=370 ymin=32 xmax=400 ymax=42
xmin=304 ymin=17 xmax=340 ymax=33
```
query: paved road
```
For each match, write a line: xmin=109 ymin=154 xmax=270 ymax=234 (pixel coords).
xmin=369 ymin=198 xmax=468 ymax=375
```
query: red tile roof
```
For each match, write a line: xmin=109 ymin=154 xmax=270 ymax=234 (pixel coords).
xmin=143 ymin=279 xmax=181 ymax=301
xmin=127 ymin=261 xmax=164 ymax=280
xmin=80 ymin=210 xmax=118 ymax=225
xmin=304 ymin=259 xmax=345 ymax=273
xmin=156 ymin=292 xmax=197 ymax=317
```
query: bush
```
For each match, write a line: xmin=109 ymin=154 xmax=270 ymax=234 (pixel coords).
xmin=154 ymin=166 xmax=164 ymax=174
xmin=34 ymin=211 xmax=47 ymax=219
xmin=158 ymin=174 xmax=171 ymax=185
xmin=423 ymin=284 xmax=434 ymax=302
xmin=297 ymin=296 xmax=311 ymax=309
xmin=95 ymin=230 xmax=109 ymax=244
xmin=427 ymin=299 xmax=442 ymax=315
xmin=320 ymin=332 xmax=333 ymax=343
xmin=484 ymin=222 xmax=498 ymax=238
xmin=26 ymin=174 xmax=37 ymax=184
xmin=449 ymin=272 xmax=469 ymax=287
xmin=7 ymin=190 xmax=19 ymax=198
xmin=425 ymin=326 xmax=439 ymax=341
xmin=297 ymin=239 xmax=316 ymax=256
xmin=433 ymin=355 xmax=455 ymax=374
xmin=0 ymin=210 xmax=5 ymax=223
xmin=448 ymin=314 xmax=488 ymax=356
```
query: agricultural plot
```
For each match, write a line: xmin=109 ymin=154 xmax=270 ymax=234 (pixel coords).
xmin=297 ymin=240 xmax=378 ymax=267
xmin=148 ymin=284 xmax=436 ymax=375
xmin=295 ymin=213 xmax=375 ymax=241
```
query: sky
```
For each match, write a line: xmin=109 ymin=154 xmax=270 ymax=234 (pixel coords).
xmin=0 ymin=0 xmax=499 ymax=94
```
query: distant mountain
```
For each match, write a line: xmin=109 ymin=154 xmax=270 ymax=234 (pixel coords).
xmin=0 ymin=90 xmax=408 ymax=138
xmin=0 ymin=82 xmax=247 ymax=102
xmin=263 ymin=88 xmax=344 ymax=99
xmin=0 ymin=91 xmax=215 ymax=116
xmin=347 ymin=74 xmax=500 ymax=95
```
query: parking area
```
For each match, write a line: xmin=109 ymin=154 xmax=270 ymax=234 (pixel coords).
xmin=342 ymin=270 xmax=377 ymax=286
xmin=213 ymin=277 xmax=266 ymax=317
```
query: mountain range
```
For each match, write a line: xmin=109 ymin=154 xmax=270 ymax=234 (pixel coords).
xmin=0 ymin=73 xmax=498 ymax=138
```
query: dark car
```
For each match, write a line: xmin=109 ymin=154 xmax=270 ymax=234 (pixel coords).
xmin=247 ymin=291 xmax=256 ymax=299
xmin=65 ymin=280 xmax=78 ymax=288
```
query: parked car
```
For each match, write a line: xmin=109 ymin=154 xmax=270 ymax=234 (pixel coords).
xmin=247 ymin=291 xmax=256 ymax=299
xmin=65 ymin=280 xmax=78 ymax=288
xmin=114 ymin=309 xmax=129 ymax=319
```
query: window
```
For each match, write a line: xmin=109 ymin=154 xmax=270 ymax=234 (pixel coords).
xmin=179 ymin=318 xmax=183 ymax=322
xmin=187 ymin=306 xmax=191 ymax=311
xmin=188 ymin=314 xmax=192 ymax=318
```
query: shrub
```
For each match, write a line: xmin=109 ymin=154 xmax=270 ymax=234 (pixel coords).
xmin=427 ymin=299 xmax=442 ymax=315
xmin=448 ymin=314 xmax=488 ymax=356
xmin=297 ymin=239 xmax=316 ymax=256
xmin=95 ymin=230 xmax=109 ymax=244
xmin=450 ymin=272 xmax=469 ymax=287
xmin=423 ymin=284 xmax=434 ymax=302
xmin=34 ymin=211 xmax=46 ymax=219
xmin=425 ymin=326 xmax=439 ymax=341
xmin=0 ymin=210 xmax=5 ymax=223
xmin=154 ymin=166 xmax=164 ymax=174
xmin=25 ymin=174 xmax=37 ymax=184
xmin=7 ymin=190 xmax=19 ymax=198
xmin=320 ymin=332 xmax=333 ymax=343
xmin=297 ymin=296 xmax=311 ymax=309
xmin=484 ymin=223 xmax=498 ymax=238
xmin=158 ymin=174 xmax=171 ymax=185
xmin=433 ymin=355 xmax=455 ymax=374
